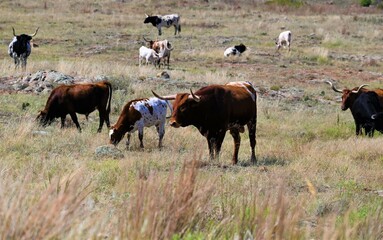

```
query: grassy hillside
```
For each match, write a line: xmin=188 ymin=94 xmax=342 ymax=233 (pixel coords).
xmin=0 ymin=0 xmax=383 ymax=239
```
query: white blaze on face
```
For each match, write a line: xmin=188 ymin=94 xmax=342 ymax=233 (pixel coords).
xmin=226 ymin=81 xmax=256 ymax=102
xmin=109 ymin=129 xmax=114 ymax=139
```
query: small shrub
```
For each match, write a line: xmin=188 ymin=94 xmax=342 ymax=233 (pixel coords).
xmin=270 ymin=85 xmax=281 ymax=91
xmin=360 ymin=0 xmax=372 ymax=7
xmin=265 ymin=0 xmax=304 ymax=7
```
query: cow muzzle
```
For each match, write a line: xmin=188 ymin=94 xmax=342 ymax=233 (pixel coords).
xmin=169 ymin=120 xmax=180 ymax=128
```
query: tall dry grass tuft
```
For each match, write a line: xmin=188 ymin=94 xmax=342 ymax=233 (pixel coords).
xmin=118 ymin=158 xmax=214 ymax=239
xmin=0 ymin=170 xmax=93 ymax=239
xmin=214 ymin=184 xmax=305 ymax=239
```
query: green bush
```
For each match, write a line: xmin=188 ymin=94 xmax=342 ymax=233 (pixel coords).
xmin=266 ymin=0 xmax=304 ymax=7
xmin=360 ymin=0 xmax=372 ymax=7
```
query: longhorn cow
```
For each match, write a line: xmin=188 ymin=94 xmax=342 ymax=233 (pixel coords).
xmin=153 ymin=81 xmax=257 ymax=165
xmin=8 ymin=27 xmax=39 ymax=69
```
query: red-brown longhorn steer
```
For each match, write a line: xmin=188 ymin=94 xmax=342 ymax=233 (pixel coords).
xmin=153 ymin=81 xmax=257 ymax=165
xmin=37 ymin=81 xmax=112 ymax=132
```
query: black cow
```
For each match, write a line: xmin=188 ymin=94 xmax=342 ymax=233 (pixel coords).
xmin=8 ymin=27 xmax=39 ymax=69
xmin=351 ymin=92 xmax=383 ymax=137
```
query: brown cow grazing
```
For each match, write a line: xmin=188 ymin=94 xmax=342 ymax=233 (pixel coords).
xmin=152 ymin=81 xmax=257 ymax=165
xmin=37 ymin=81 xmax=112 ymax=132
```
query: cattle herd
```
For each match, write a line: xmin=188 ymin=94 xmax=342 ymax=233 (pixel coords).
xmin=7 ymin=13 xmax=383 ymax=165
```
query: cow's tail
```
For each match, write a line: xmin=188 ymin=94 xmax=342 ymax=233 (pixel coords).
xmin=105 ymin=82 xmax=112 ymax=114
xmin=165 ymin=100 xmax=173 ymax=119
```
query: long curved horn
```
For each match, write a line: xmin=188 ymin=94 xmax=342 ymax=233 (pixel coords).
xmin=325 ymin=80 xmax=343 ymax=93
xmin=143 ymin=36 xmax=152 ymax=42
xmin=164 ymin=40 xmax=174 ymax=51
xmin=31 ymin=27 xmax=39 ymax=37
xmin=12 ymin=27 xmax=16 ymax=37
xmin=152 ymin=90 xmax=176 ymax=100
xmin=351 ymin=84 xmax=368 ymax=94
xmin=189 ymin=89 xmax=201 ymax=102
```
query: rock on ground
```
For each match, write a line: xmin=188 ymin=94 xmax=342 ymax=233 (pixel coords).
xmin=95 ymin=145 xmax=124 ymax=159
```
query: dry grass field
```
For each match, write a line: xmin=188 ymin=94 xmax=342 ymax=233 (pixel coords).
xmin=1 ymin=0 xmax=383 ymax=239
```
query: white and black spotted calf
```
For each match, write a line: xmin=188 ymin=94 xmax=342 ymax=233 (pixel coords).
xmin=8 ymin=27 xmax=39 ymax=69
xmin=109 ymin=97 xmax=169 ymax=149
xmin=224 ymin=44 xmax=247 ymax=57
xmin=144 ymin=14 xmax=181 ymax=36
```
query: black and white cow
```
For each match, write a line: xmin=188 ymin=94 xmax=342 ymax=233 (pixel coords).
xmin=8 ymin=27 xmax=39 ymax=69
xmin=144 ymin=14 xmax=181 ymax=36
xmin=224 ymin=44 xmax=247 ymax=57
xmin=109 ymin=98 xmax=171 ymax=149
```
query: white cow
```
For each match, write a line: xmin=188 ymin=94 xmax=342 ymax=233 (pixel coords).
xmin=275 ymin=30 xmax=292 ymax=52
xmin=139 ymin=46 xmax=159 ymax=67
xmin=109 ymin=98 xmax=171 ymax=149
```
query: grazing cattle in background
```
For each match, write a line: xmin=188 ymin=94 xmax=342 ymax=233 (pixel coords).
xmin=152 ymin=81 xmax=257 ymax=165
xmin=350 ymin=92 xmax=383 ymax=137
xmin=143 ymin=37 xmax=174 ymax=69
xmin=144 ymin=14 xmax=181 ymax=35
xmin=224 ymin=43 xmax=247 ymax=57
xmin=139 ymin=46 xmax=160 ymax=67
xmin=109 ymin=98 xmax=170 ymax=149
xmin=8 ymin=27 xmax=39 ymax=69
xmin=275 ymin=30 xmax=292 ymax=52
xmin=37 ymin=81 xmax=112 ymax=133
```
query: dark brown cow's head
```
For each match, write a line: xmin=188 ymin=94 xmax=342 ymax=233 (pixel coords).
xmin=36 ymin=110 xmax=55 ymax=127
xmin=152 ymin=89 xmax=200 ymax=128
xmin=326 ymin=81 xmax=368 ymax=111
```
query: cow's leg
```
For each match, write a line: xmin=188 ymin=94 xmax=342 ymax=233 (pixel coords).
xmin=158 ymin=27 xmax=162 ymax=36
xmin=247 ymin=120 xmax=257 ymax=164
xmin=61 ymin=116 xmax=66 ymax=128
xmin=207 ymin=137 xmax=215 ymax=160
xmin=214 ymin=131 xmax=226 ymax=160
xmin=97 ymin=110 xmax=105 ymax=133
xmin=14 ymin=57 xmax=20 ymax=69
xmin=105 ymin=113 xmax=110 ymax=129
xmin=355 ymin=123 xmax=361 ymax=136
xmin=126 ymin=133 xmax=131 ymax=149
xmin=230 ymin=128 xmax=241 ymax=165
xmin=138 ymin=128 xmax=144 ymax=148
xmin=174 ymin=25 xmax=177 ymax=35
xmin=69 ymin=112 xmax=81 ymax=132
xmin=22 ymin=57 xmax=27 ymax=70
xmin=167 ymin=56 xmax=170 ymax=69
xmin=156 ymin=123 xmax=165 ymax=149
